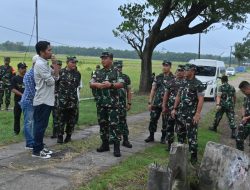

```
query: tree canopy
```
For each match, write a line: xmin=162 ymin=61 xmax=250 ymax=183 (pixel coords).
xmin=114 ymin=0 xmax=250 ymax=92
xmin=233 ymin=32 xmax=250 ymax=63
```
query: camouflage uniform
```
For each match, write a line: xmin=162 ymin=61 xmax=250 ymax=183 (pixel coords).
xmin=90 ymin=67 xmax=124 ymax=143
xmin=164 ymin=77 xmax=183 ymax=146
xmin=177 ymin=77 xmax=205 ymax=155
xmin=0 ymin=60 xmax=15 ymax=109
xmin=236 ymin=96 xmax=250 ymax=151
xmin=57 ymin=68 xmax=81 ymax=138
xmin=148 ymin=73 xmax=174 ymax=134
xmin=212 ymin=83 xmax=236 ymax=130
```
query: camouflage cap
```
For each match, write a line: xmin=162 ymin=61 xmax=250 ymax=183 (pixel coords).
xmin=162 ymin=60 xmax=172 ymax=66
xmin=4 ymin=57 xmax=10 ymax=62
xmin=67 ymin=56 xmax=78 ymax=63
xmin=56 ymin=60 xmax=62 ymax=65
xmin=17 ymin=62 xmax=27 ymax=69
xmin=184 ymin=64 xmax=196 ymax=71
xmin=113 ymin=60 xmax=123 ymax=68
xmin=100 ymin=52 xmax=113 ymax=59
xmin=176 ymin=65 xmax=185 ymax=71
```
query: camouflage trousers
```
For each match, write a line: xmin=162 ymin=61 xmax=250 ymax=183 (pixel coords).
xmin=52 ymin=96 xmax=60 ymax=136
xmin=97 ymin=106 xmax=121 ymax=143
xmin=0 ymin=83 xmax=11 ymax=107
xmin=119 ymin=107 xmax=129 ymax=138
xmin=148 ymin=107 xmax=167 ymax=133
xmin=236 ymin=122 xmax=250 ymax=151
xmin=58 ymin=107 xmax=77 ymax=136
xmin=176 ymin=113 xmax=198 ymax=154
xmin=213 ymin=107 xmax=236 ymax=129
xmin=164 ymin=112 xmax=176 ymax=144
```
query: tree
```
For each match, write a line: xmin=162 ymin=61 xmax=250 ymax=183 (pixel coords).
xmin=113 ymin=0 xmax=250 ymax=93
xmin=233 ymin=32 xmax=250 ymax=64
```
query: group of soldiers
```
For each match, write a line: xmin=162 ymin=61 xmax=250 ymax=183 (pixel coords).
xmin=2 ymin=52 xmax=250 ymax=162
xmin=144 ymin=61 xmax=205 ymax=164
xmin=145 ymin=60 xmax=250 ymax=164
xmin=0 ymin=56 xmax=81 ymax=145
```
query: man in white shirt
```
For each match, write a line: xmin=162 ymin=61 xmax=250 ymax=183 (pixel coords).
xmin=32 ymin=41 xmax=59 ymax=159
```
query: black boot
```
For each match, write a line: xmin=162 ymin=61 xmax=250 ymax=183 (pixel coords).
xmin=160 ymin=131 xmax=166 ymax=144
xmin=97 ymin=140 xmax=110 ymax=152
xmin=190 ymin=152 xmax=198 ymax=165
xmin=166 ymin=142 xmax=172 ymax=151
xmin=51 ymin=127 xmax=57 ymax=139
xmin=145 ymin=132 xmax=154 ymax=143
xmin=122 ymin=135 xmax=132 ymax=148
xmin=113 ymin=141 xmax=121 ymax=157
xmin=209 ymin=126 xmax=217 ymax=132
xmin=57 ymin=135 xmax=63 ymax=144
xmin=231 ymin=129 xmax=236 ymax=139
xmin=64 ymin=134 xmax=72 ymax=143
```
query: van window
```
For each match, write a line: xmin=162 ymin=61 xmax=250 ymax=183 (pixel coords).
xmin=220 ymin=67 xmax=225 ymax=75
xmin=196 ymin=66 xmax=216 ymax=76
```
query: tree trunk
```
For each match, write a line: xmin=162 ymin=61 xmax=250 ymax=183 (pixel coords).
xmin=139 ymin=47 xmax=153 ymax=93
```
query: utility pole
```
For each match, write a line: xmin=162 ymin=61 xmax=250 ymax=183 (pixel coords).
xmin=229 ymin=46 xmax=232 ymax=67
xmin=35 ymin=0 xmax=38 ymax=43
xmin=198 ymin=33 xmax=201 ymax=59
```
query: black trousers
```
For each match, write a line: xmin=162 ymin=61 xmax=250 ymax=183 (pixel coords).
xmin=14 ymin=101 xmax=22 ymax=134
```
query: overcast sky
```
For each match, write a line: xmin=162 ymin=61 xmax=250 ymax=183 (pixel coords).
xmin=0 ymin=0 xmax=249 ymax=56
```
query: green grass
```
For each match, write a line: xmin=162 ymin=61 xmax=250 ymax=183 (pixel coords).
xmin=0 ymin=95 xmax=148 ymax=146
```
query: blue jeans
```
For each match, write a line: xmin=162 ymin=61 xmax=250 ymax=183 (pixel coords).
xmin=20 ymin=102 xmax=34 ymax=147
xmin=33 ymin=104 xmax=52 ymax=154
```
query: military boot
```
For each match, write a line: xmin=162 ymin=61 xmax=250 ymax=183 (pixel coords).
xmin=64 ymin=134 xmax=72 ymax=143
xmin=160 ymin=131 xmax=166 ymax=144
xmin=166 ymin=141 xmax=172 ymax=152
xmin=231 ymin=128 xmax=236 ymax=139
xmin=113 ymin=141 xmax=121 ymax=157
xmin=50 ymin=127 xmax=57 ymax=139
xmin=190 ymin=152 xmax=198 ymax=165
xmin=122 ymin=135 xmax=132 ymax=148
xmin=57 ymin=135 xmax=63 ymax=144
xmin=145 ymin=132 xmax=154 ymax=143
xmin=97 ymin=140 xmax=110 ymax=152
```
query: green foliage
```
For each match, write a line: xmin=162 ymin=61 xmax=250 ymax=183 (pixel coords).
xmin=233 ymin=32 xmax=250 ymax=63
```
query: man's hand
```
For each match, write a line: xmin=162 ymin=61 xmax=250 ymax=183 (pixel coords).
xmin=162 ymin=106 xmax=168 ymax=113
xmin=127 ymin=104 xmax=131 ymax=111
xmin=148 ymin=104 xmax=152 ymax=111
xmin=216 ymin=105 xmax=221 ymax=111
xmin=242 ymin=116 xmax=249 ymax=124
xmin=171 ymin=109 xmax=176 ymax=119
xmin=102 ymin=81 xmax=112 ymax=89
xmin=193 ymin=113 xmax=201 ymax=124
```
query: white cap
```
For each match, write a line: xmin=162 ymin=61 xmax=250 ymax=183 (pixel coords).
xmin=32 ymin=55 xmax=39 ymax=63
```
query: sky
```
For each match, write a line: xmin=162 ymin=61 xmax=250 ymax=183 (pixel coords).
xmin=0 ymin=0 xmax=249 ymax=56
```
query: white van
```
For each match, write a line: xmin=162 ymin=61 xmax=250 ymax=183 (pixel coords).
xmin=189 ymin=59 xmax=225 ymax=99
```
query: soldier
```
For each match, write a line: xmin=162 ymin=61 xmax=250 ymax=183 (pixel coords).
xmin=113 ymin=60 xmax=132 ymax=148
xmin=57 ymin=57 xmax=81 ymax=144
xmin=236 ymin=81 xmax=250 ymax=151
xmin=145 ymin=60 xmax=174 ymax=143
xmin=51 ymin=60 xmax=62 ymax=139
xmin=209 ymin=75 xmax=236 ymax=138
xmin=162 ymin=65 xmax=185 ymax=151
xmin=0 ymin=57 xmax=16 ymax=110
xmin=11 ymin=62 xmax=27 ymax=135
xmin=171 ymin=64 xmax=205 ymax=164
xmin=90 ymin=52 xmax=124 ymax=157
